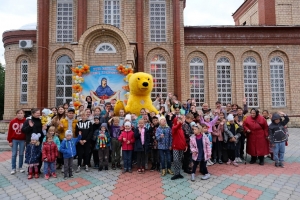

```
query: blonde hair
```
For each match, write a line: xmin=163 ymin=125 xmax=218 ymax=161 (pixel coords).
xmin=113 ymin=116 xmax=120 ymax=122
xmin=48 ymin=126 xmax=56 ymax=134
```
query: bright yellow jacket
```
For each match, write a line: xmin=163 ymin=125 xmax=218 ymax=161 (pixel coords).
xmin=57 ymin=118 xmax=78 ymax=140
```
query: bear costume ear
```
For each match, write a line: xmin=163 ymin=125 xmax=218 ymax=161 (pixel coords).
xmin=126 ymin=73 xmax=133 ymax=82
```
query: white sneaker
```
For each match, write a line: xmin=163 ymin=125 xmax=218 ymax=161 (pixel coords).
xmin=75 ymin=166 xmax=81 ymax=173
xmin=207 ymin=161 xmax=212 ymax=166
xmin=191 ymin=173 xmax=195 ymax=182
xmin=61 ymin=166 xmax=64 ymax=173
xmin=18 ymin=168 xmax=25 ymax=173
xmin=85 ymin=165 xmax=89 ymax=172
xmin=201 ymin=173 xmax=211 ymax=180
xmin=11 ymin=169 xmax=16 ymax=175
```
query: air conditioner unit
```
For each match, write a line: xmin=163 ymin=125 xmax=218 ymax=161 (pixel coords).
xmin=19 ymin=40 xmax=33 ymax=49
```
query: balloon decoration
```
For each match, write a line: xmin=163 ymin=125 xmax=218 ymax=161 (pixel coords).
xmin=71 ymin=64 xmax=90 ymax=76
xmin=117 ymin=64 xmax=133 ymax=75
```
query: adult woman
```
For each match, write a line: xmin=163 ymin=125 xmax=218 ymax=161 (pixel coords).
xmin=22 ymin=108 xmax=45 ymax=173
xmin=243 ymin=108 xmax=269 ymax=165
xmin=50 ymin=106 xmax=65 ymax=128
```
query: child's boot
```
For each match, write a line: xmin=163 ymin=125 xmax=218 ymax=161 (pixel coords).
xmin=167 ymin=169 xmax=174 ymax=175
xmin=191 ymin=173 xmax=195 ymax=182
xmin=27 ymin=172 xmax=33 ymax=179
xmin=34 ymin=173 xmax=39 ymax=179
xmin=161 ymin=169 xmax=166 ymax=176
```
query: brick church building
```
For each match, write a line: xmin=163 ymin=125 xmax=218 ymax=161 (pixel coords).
xmin=2 ymin=0 xmax=300 ymax=125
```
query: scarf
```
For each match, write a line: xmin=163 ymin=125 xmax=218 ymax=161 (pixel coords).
xmin=196 ymin=133 xmax=203 ymax=140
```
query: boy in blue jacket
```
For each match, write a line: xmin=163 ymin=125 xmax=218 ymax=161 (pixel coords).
xmin=60 ymin=130 xmax=82 ymax=179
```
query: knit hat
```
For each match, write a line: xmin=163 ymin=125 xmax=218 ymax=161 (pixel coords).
xmin=31 ymin=133 xmax=41 ymax=141
xmin=159 ymin=116 xmax=166 ymax=122
xmin=65 ymin=130 xmax=73 ymax=137
xmin=204 ymin=115 xmax=210 ymax=120
xmin=124 ymin=121 xmax=131 ymax=127
xmin=101 ymin=123 xmax=108 ymax=130
xmin=125 ymin=114 xmax=131 ymax=122
xmin=190 ymin=121 xmax=196 ymax=127
xmin=227 ymin=114 xmax=234 ymax=121
xmin=94 ymin=115 xmax=100 ymax=120
xmin=42 ymin=108 xmax=50 ymax=116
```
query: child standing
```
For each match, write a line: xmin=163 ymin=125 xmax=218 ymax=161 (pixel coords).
xmin=268 ymin=112 xmax=289 ymax=168
xmin=201 ymin=124 xmax=213 ymax=166
xmin=109 ymin=117 xmax=122 ymax=170
xmin=149 ymin=116 xmax=160 ymax=171
xmin=91 ymin=116 xmax=101 ymax=168
xmin=60 ymin=130 xmax=82 ymax=179
xmin=156 ymin=117 xmax=173 ymax=176
xmin=25 ymin=133 xmax=41 ymax=179
xmin=42 ymin=126 xmax=60 ymax=149
xmin=190 ymin=124 xmax=211 ymax=181
xmin=42 ymin=133 xmax=59 ymax=179
xmin=118 ymin=122 xmax=135 ymax=173
xmin=7 ymin=109 xmax=26 ymax=175
xmin=134 ymin=119 xmax=150 ymax=173
xmin=212 ymin=118 xmax=224 ymax=164
xmin=95 ymin=123 xmax=111 ymax=171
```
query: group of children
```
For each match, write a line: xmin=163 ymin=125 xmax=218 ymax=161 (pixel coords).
xmin=7 ymin=97 xmax=290 ymax=182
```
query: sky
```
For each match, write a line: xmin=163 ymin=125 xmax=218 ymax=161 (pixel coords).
xmin=0 ymin=0 xmax=244 ymax=65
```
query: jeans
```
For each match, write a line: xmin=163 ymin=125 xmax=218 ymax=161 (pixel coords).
xmin=159 ymin=149 xmax=171 ymax=169
xmin=43 ymin=161 xmax=55 ymax=175
xmin=64 ymin=158 xmax=73 ymax=177
xmin=122 ymin=150 xmax=132 ymax=170
xmin=11 ymin=140 xmax=25 ymax=170
xmin=273 ymin=142 xmax=285 ymax=162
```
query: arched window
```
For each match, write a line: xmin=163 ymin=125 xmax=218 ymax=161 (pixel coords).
xmin=104 ymin=0 xmax=120 ymax=28
xmin=244 ymin=57 xmax=259 ymax=107
xmin=56 ymin=55 xmax=73 ymax=106
xmin=149 ymin=0 xmax=166 ymax=42
xmin=95 ymin=43 xmax=117 ymax=53
xmin=190 ymin=57 xmax=204 ymax=107
xmin=57 ymin=0 xmax=74 ymax=43
xmin=217 ymin=57 xmax=231 ymax=105
xmin=20 ymin=60 xmax=28 ymax=103
xmin=150 ymin=55 xmax=167 ymax=100
xmin=270 ymin=57 xmax=286 ymax=107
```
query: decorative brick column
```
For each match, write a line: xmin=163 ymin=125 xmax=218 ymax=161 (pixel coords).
xmin=258 ymin=0 xmax=276 ymax=25
xmin=136 ymin=0 xmax=144 ymax=72
xmin=37 ymin=0 xmax=50 ymax=108
xmin=77 ymin=0 xmax=87 ymax=41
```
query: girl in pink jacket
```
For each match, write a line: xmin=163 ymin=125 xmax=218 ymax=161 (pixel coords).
xmin=190 ymin=123 xmax=212 ymax=181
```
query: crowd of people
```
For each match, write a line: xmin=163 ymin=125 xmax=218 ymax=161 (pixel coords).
xmin=7 ymin=93 xmax=290 ymax=181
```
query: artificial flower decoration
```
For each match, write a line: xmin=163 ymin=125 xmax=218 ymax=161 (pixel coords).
xmin=73 ymin=76 xmax=84 ymax=84
xmin=73 ymin=101 xmax=81 ymax=110
xmin=71 ymin=64 xmax=90 ymax=76
xmin=72 ymin=84 xmax=83 ymax=93
xmin=116 ymin=65 xmax=133 ymax=75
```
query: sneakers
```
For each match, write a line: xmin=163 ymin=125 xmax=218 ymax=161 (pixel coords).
xmin=122 ymin=169 xmax=127 ymax=173
xmin=44 ymin=174 xmax=50 ymax=180
xmin=218 ymin=159 xmax=223 ymax=164
xmin=128 ymin=169 xmax=132 ymax=173
xmin=235 ymin=158 xmax=242 ymax=163
xmin=161 ymin=169 xmax=166 ymax=176
xmin=207 ymin=159 xmax=214 ymax=166
xmin=75 ymin=166 xmax=81 ymax=173
xmin=11 ymin=169 xmax=16 ymax=175
xmin=232 ymin=161 xmax=239 ymax=167
xmin=191 ymin=173 xmax=195 ymax=182
xmin=19 ymin=168 xmax=25 ymax=173
xmin=227 ymin=159 xmax=232 ymax=165
xmin=137 ymin=169 xmax=142 ymax=174
xmin=104 ymin=166 xmax=108 ymax=170
xmin=201 ymin=173 xmax=211 ymax=180
xmin=61 ymin=166 xmax=64 ymax=173
xmin=112 ymin=164 xmax=116 ymax=170
xmin=167 ymin=169 xmax=174 ymax=175
xmin=150 ymin=165 xmax=156 ymax=171
xmin=117 ymin=163 xmax=122 ymax=169
xmin=51 ymin=172 xmax=57 ymax=178
xmin=69 ymin=174 xmax=74 ymax=178
xmin=93 ymin=164 xmax=99 ymax=169
xmin=279 ymin=162 xmax=285 ymax=168
xmin=141 ymin=168 xmax=145 ymax=173
xmin=275 ymin=161 xmax=279 ymax=167
xmin=212 ymin=159 xmax=217 ymax=164
xmin=85 ymin=165 xmax=89 ymax=172
xmin=64 ymin=176 xmax=68 ymax=180
xmin=98 ymin=166 xmax=103 ymax=171
xmin=171 ymin=174 xmax=181 ymax=180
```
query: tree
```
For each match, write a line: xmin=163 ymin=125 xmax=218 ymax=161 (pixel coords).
xmin=0 ymin=63 xmax=5 ymax=120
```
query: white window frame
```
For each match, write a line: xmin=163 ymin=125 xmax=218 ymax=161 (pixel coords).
xmin=149 ymin=0 xmax=166 ymax=42
xmin=104 ymin=0 xmax=121 ymax=28
xmin=217 ymin=57 xmax=232 ymax=106
xmin=95 ymin=43 xmax=117 ymax=53
xmin=243 ymin=57 xmax=259 ymax=107
xmin=190 ymin=57 xmax=205 ymax=107
xmin=150 ymin=55 xmax=167 ymax=100
xmin=20 ymin=60 xmax=28 ymax=104
xmin=56 ymin=0 xmax=74 ymax=43
xmin=56 ymin=55 xmax=73 ymax=106
xmin=270 ymin=57 xmax=286 ymax=107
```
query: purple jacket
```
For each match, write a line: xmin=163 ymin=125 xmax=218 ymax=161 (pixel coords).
xmin=200 ymin=115 xmax=219 ymax=133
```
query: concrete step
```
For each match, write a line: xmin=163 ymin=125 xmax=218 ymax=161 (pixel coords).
xmin=0 ymin=145 xmax=11 ymax=152
xmin=0 ymin=133 xmax=10 ymax=152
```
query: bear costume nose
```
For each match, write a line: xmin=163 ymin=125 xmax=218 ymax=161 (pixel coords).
xmin=142 ymin=82 xmax=148 ymax=87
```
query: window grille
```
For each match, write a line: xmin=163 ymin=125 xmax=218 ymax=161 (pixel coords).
xmin=244 ymin=57 xmax=259 ymax=107
xmin=95 ymin=43 xmax=117 ymax=53
xmin=150 ymin=55 xmax=167 ymax=100
xmin=56 ymin=55 xmax=73 ymax=106
xmin=270 ymin=57 xmax=286 ymax=107
xmin=104 ymin=0 xmax=120 ymax=28
xmin=57 ymin=0 xmax=73 ymax=43
xmin=149 ymin=0 xmax=166 ymax=42
xmin=190 ymin=57 xmax=205 ymax=107
xmin=20 ymin=60 xmax=28 ymax=103
xmin=217 ymin=57 xmax=231 ymax=106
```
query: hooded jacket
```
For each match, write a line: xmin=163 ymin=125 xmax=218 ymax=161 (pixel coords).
xmin=268 ymin=113 xmax=289 ymax=143
xmin=171 ymin=117 xmax=187 ymax=150
xmin=75 ymin=120 xmax=93 ymax=142
xmin=25 ymin=143 xmax=41 ymax=164
xmin=95 ymin=123 xmax=111 ymax=149
xmin=57 ymin=117 xmax=78 ymax=140
xmin=156 ymin=125 xmax=172 ymax=150
xmin=7 ymin=118 xmax=26 ymax=143
xmin=190 ymin=134 xmax=211 ymax=161
xmin=60 ymin=135 xmax=82 ymax=159
xmin=42 ymin=141 xmax=58 ymax=162
xmin=118 ymin=129 xmax=135 ymax=150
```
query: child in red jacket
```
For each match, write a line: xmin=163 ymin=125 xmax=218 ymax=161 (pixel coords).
xmin=118 ymin=121 xmax=135 ymax=173
xmin=171 ymin=116 xmax=188 ymax=180
xmin=42 ymin=133 xmax=59 ymax=180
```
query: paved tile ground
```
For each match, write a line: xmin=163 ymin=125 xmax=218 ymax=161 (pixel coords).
xmin=1 ymin=128 xmax=300 ymax=199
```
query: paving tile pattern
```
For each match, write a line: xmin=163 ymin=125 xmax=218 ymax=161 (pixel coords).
xmin=1 ymin=128 xmax=300 ymax=199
